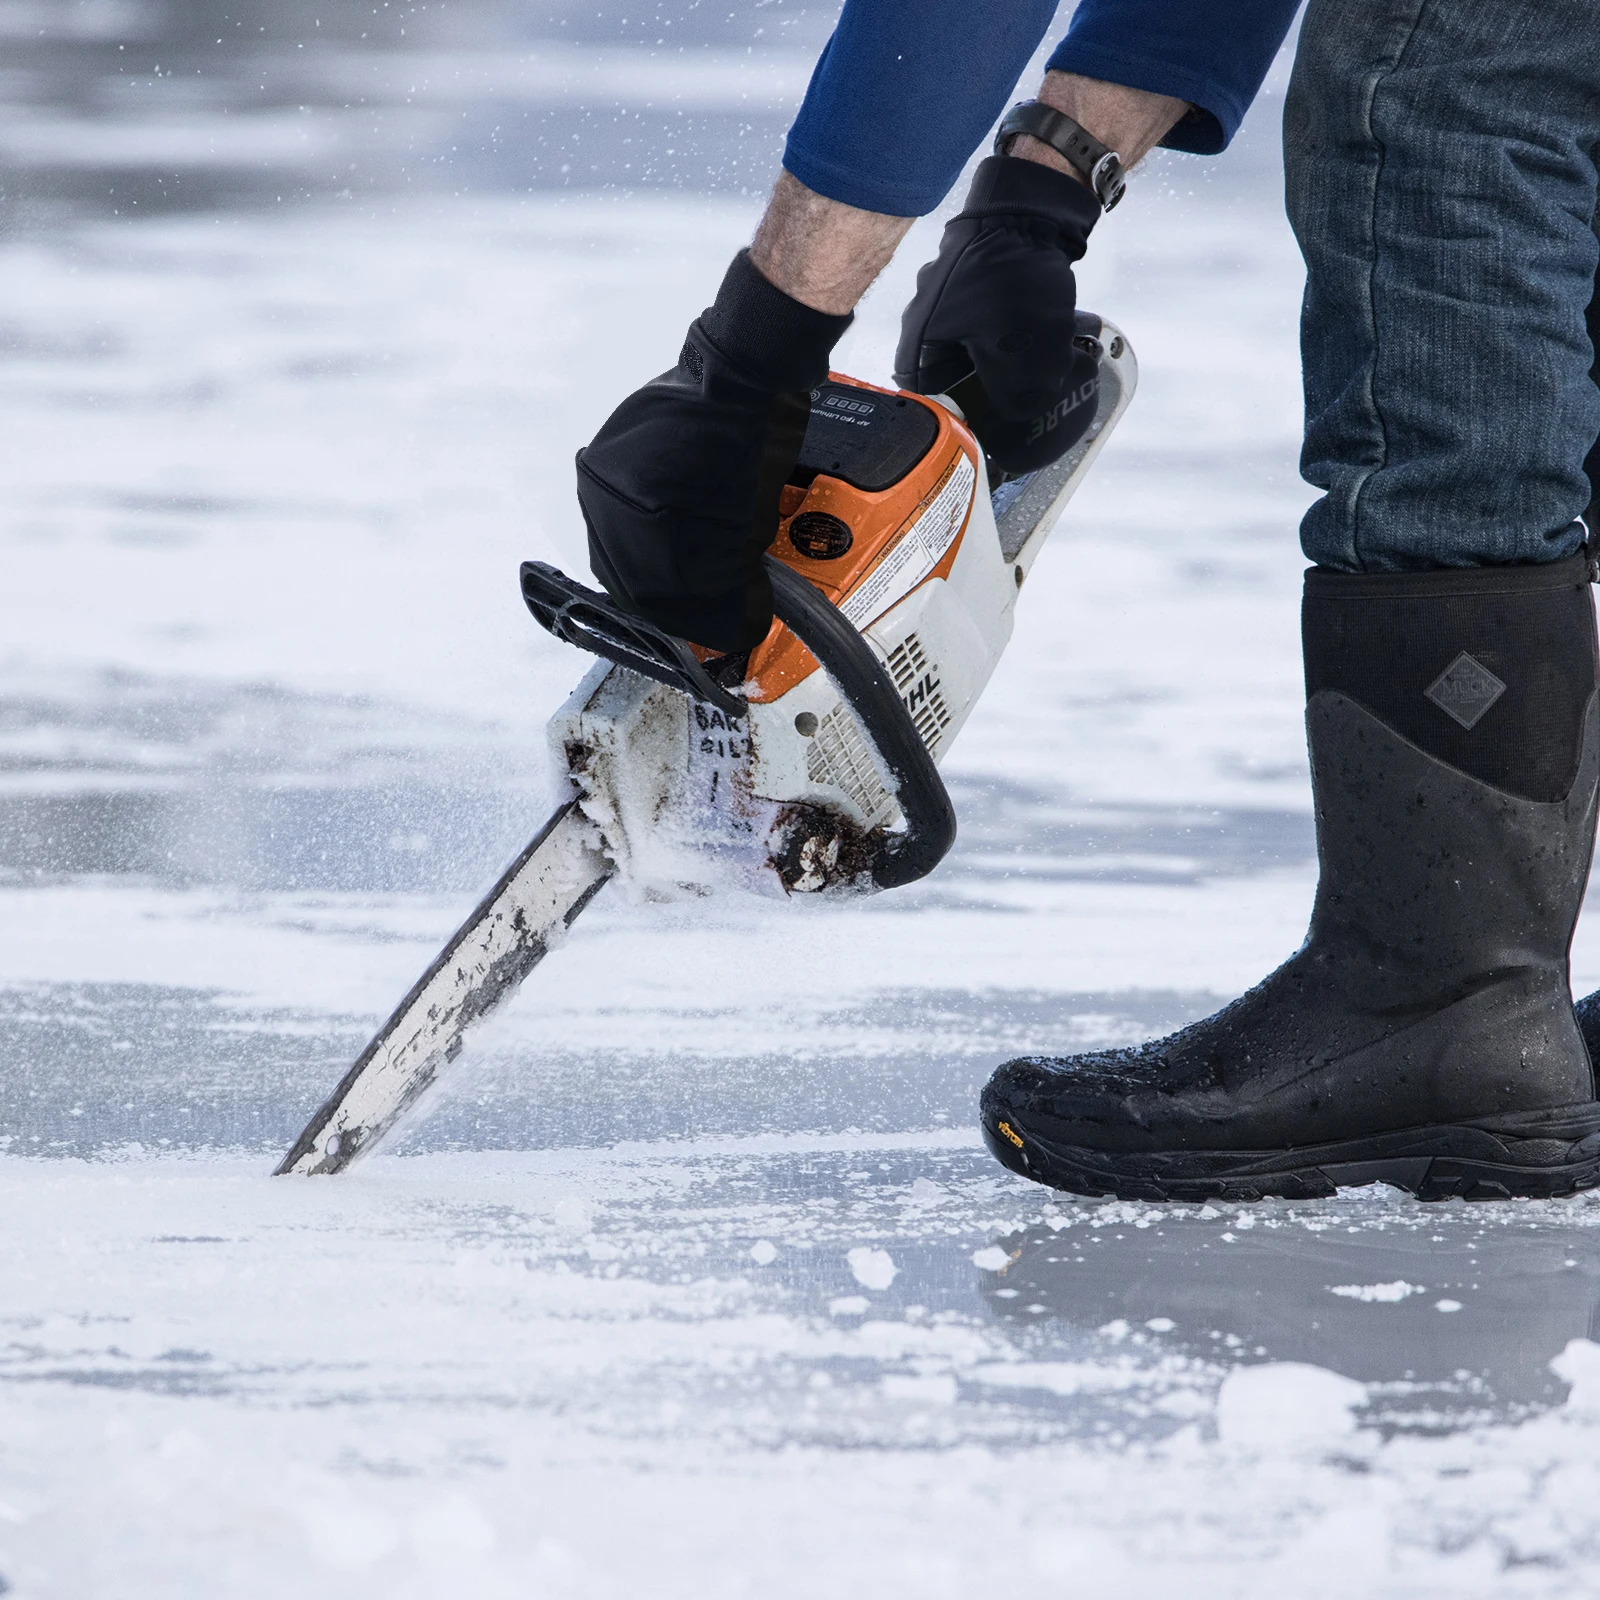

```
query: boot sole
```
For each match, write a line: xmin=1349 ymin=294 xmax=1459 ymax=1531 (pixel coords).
xmin=981 ymin=1104 xmax=1600 ymax=1203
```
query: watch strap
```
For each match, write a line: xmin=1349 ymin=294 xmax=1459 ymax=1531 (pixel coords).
xmin=994 ymin=101 xmax=1126 ymax=212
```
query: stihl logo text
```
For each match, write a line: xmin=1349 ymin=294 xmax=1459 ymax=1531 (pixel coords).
xmin=901 ymin=672 xmax=941 ymax=715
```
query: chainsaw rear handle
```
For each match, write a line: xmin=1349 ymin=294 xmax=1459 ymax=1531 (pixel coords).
xmin=519 ymin=558 xmax=957 ymax=890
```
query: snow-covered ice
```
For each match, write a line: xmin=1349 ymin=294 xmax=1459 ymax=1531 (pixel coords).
xmin=6 ymin=4 xmax=1600 ymax=1595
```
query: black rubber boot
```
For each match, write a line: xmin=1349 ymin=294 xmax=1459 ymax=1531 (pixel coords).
xmin=982 ymin=555 xmax=1600 ymax=1203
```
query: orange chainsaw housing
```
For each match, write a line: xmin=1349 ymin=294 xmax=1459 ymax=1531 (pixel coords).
xmin=740 ymin=376 xmax=981 ymax=703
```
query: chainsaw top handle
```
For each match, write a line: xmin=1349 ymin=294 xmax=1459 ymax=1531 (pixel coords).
xmin=519 ymin=558 xmax=957 ymax=891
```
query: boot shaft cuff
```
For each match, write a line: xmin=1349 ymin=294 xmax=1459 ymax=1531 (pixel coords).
xmin=1305 ymin=551 xmax=1596 ymax=600
xmin=1302 ymin=554 xmax=1599 ymax=803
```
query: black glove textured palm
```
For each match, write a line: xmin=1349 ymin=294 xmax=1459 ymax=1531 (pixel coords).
xmin=576 ymin=251 xmax=851 ymax=654
xmin=894 ymin=156 xmax=1102 ymax=477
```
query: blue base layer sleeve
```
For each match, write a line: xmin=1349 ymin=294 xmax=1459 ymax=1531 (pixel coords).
xmin=783 ymin=0 xmax=1302 ymax=216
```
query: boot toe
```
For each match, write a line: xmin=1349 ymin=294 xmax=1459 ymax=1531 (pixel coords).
xmin=982 ymin=1046 xmax=1167 ymax=1135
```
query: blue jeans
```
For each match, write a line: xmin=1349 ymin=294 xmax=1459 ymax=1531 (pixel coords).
xmin=1285 ymin=0 xmax=1600 ymax=571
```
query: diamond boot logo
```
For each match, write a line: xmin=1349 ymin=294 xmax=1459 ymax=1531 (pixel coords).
xmin=1424 ymin=652 xmax=1506 ymax=730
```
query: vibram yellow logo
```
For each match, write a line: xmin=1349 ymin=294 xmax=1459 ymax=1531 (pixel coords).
xmin=996 ymin=1120 xmax=1024 ymax=1149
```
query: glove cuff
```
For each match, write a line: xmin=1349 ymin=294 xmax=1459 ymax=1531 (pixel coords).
xmin=959 ymin=155 xmax=1102 ymax=238
xmin=697 ymin=250 xmax=853 ymax=392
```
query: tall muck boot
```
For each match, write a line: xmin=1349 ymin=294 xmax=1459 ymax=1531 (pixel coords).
xmin=982 ymin=555 xmax=1600 ymax=1202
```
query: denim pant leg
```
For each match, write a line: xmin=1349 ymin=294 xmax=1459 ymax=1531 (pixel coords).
xmin=1285 ymin=0 xmax=1600 ymax=572
xmin=1588 ymin=232 xmax=1600 ymax=531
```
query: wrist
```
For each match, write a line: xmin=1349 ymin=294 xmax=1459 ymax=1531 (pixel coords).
xmin=1017 ymin=71 xmax=1190 ymax=191
xmin=697 ymin=250 xmax=852 ymax=391
xmin=995 ymin=103 xmax=1126 ymax=210
xmin=958 ymin=156 xmax=1100 ymax=250
xmin=1008 ymin=133 xmax=1096 ymax=191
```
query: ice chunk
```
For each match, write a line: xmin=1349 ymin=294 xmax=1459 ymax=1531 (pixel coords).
xmin=1551 ymin=1337 xmax=1600 ymax=1411
xmin=847 ymin=1246 xmax=898 ymax=1290
xmin=1215 ymin=1362 xmax=1366 ymax=1449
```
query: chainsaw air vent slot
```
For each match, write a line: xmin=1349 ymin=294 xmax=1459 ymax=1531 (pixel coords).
xmin=806 ymin=706 xmax=896 ymax=827
xmin=885 ymin=633 xmax=952 ymax=756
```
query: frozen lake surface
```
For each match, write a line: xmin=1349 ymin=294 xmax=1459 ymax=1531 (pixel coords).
xmin=6 ymin=3 xmax=1600 ymax=1594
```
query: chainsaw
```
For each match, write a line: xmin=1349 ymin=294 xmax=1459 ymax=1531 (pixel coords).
xmin=275 ymin=314 xmax=1136 ymax=1175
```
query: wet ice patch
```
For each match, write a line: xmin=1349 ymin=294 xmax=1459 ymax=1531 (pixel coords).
xmin=1328 ymin=1280 xmax=1424 ymax=1303
xmin=847 ymin=1247 xmax=898 ymax=1291
xmin=1215 ymin=1363 xmax=1367 ymax=1449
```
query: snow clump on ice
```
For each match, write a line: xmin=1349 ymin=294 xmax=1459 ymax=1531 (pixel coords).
xmin=1215 ymin=1362 xmax=1367 ymax=1449
xmin=847 ymin=1247 xmax=898 ymax=1290
xmin=1327 ymin=1280 xmax=1423 ymax=1303
xmin=1551 ymin=1337 xmax=1600 ymax=1411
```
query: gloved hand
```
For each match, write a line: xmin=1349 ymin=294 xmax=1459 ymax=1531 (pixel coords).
xmin=576 ymin=250 xmax=852 ymax=654
xmin=894 ymin=155 xmax=1102 ymax=477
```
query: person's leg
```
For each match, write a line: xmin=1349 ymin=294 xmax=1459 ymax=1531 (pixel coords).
xmin=1568 ymin=235 xmax=1600 ymax=1051
xmin=979 ymin=0 xmax=1600 ymax=1202
xmin=1292 ymin=0 xmax=1600 ymax=572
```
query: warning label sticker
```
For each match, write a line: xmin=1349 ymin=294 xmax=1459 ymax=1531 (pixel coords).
xmin=840 ymin=454 xmax=976 ymax=631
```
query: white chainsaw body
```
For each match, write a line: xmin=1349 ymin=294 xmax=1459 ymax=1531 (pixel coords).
xmin=548 ymin=324 xmax=1137 ymax=899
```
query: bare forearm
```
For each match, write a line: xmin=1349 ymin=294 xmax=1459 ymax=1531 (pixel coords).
xmin=749 ymin=172 xmax=914 ymax=316
xmin=749 ymin=74 xmax=1190 ymax=317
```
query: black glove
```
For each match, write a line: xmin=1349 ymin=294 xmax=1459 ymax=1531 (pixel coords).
xmin=576 ymin=251 xmax=852 ymax=654
xmin=894 ymin=155 xmax=1102 ymax=477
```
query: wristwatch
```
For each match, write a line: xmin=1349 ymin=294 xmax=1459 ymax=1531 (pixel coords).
xmin=994 ymin=101 xmax=1127 ymax=211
